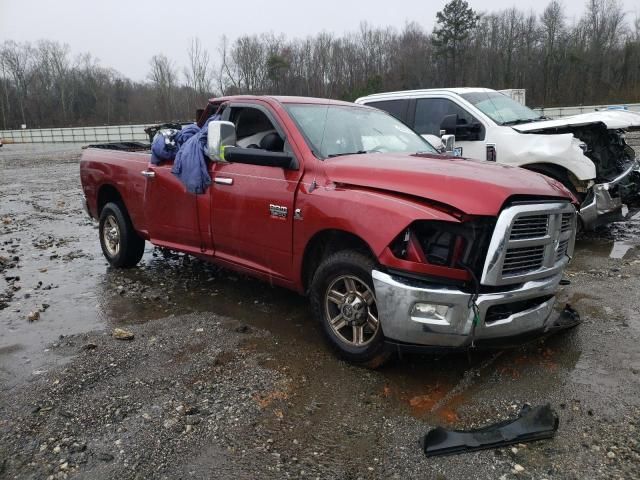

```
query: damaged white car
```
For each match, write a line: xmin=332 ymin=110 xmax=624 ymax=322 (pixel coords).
xmin=356 ymin=88 xmax=640 ymax=230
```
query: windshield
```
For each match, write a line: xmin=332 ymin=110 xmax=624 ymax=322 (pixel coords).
xmin=460 ymin=91 xmax=542 ymax=126
xmin=285 ymin=104 xmax=437 ymax=159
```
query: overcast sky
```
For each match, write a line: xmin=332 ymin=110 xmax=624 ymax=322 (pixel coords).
xmin=1 ymin=0 xmax=638 ymax=81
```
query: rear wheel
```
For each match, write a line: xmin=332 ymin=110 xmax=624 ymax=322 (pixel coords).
xmin=99 ymin=202 xmax=145 ymax=268
xmin=310 ymin=250 xmax=390 ymax=368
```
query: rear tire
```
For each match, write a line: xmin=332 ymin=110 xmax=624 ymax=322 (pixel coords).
xmin=99 ymin=202 xmax=145 ymax=268
xmin=309 ymin=250 xmax=390 ymax=368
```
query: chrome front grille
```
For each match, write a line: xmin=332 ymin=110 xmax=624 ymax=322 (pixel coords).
xmin=509 ymin=215 xmax=548 ymax=240
xmin=555 ymin=239 xmax=570 ymax=262
xmin=481 ymin=202 xmax=577 ymax=286
xmin=560 ymin=213 xmax=573 ymax=233
xmin=502 ymin=245 xmax=545 ymax=275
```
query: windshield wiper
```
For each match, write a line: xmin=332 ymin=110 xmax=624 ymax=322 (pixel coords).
xmin=502 ymin=119 xmax=537 ymax=126
xmin=328 ymin=150 xmax=368 ymax=158
xmin=503 ymin=116 xmax=548 ymax=126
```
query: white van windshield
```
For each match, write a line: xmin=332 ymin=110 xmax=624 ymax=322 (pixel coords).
xmin=460 ymin=91 xmax=544 ymax=126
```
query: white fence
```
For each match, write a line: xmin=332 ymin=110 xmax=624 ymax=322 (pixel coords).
xmin=0 ymin=124 xmax=152 ymax=144
xmin=534 ymin=103 xmax=640 ymax=118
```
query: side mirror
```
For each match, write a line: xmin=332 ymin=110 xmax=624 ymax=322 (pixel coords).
xmin=441 ymin=134 xmax=455 ymax=153
xmin=460 ymin=121 xmax=482 ymax=141
xmin=207 ymin=120 xmax=237 ymax=161
xmin=440 ymin=114 xmax=457 ymax=135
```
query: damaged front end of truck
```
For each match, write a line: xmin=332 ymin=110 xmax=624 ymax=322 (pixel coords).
xmin=514 ymin=111 xmax=640 ymax=229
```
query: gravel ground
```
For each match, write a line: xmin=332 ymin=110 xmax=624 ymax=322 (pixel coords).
xmin=1 ymin=142 xmax=639 ymax=479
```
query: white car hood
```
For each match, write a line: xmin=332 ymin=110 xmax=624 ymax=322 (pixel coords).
xmin=513 ymin=110 xmax=640 ymax=132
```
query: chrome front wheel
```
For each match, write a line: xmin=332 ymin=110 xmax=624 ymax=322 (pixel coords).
xmin=310 ymin=250 xmax=390 ymax=367
xmin=324 ymin=275 xmax=379 ymax=347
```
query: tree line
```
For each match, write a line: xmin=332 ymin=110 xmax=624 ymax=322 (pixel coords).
xmin=1 ymin=0 xmax=639 ymax=130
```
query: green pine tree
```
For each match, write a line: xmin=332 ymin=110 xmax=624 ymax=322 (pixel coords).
xmin=432 ymin=0 xmax=479 ymax=85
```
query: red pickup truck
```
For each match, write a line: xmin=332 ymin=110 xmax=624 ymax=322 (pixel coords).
xmin=80 ymin=95 xmax=578 ymax=366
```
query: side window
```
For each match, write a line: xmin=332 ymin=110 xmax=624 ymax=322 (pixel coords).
xmin=365 ymin=100 xmax=409 ymax=123
xmin=228 ymin=107 xmax=285 ymax=152
xmin=414 ymin=98 xmax=484 ymax=140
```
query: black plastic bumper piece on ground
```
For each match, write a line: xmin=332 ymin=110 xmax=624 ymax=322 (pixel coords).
xmin=422 ymin=404 xmax=559 ymax=457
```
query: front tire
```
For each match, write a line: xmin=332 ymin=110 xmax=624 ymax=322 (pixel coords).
xmin=99 ymin=202 xmax=145 ymax=268
xmin=309 ymin=250 xmax=390 ymax=367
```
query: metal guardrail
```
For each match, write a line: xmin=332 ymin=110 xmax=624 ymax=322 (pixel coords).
xmin=0 ymin=124 xmax=152 ymax=144
xmin=534 ymin=103 xmax=640 ymax=118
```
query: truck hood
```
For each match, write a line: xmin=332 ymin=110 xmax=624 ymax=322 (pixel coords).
xmin=512 ymin=110 xmax=640 ymax=133
xmin=323 ymin=153 xmax=571 ymax=216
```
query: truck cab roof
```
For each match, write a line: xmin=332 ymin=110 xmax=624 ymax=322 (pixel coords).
xmin=208 ymin=95 xmax=359 ymax=107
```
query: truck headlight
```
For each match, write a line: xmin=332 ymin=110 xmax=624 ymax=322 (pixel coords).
xmin=389 ymin=219 xmax=495 ymax=280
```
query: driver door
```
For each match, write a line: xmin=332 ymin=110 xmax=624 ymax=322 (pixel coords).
xmin=211 ymin=103 xmax=302 ymax=280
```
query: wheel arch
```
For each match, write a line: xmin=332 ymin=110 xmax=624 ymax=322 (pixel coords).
xmin=301 ymin=229 xmax=376 ymax=293
xmin=97 ymin=184 xmax=125 ymax=216
xmin=521 ymin=162 xmax=583 ymax=195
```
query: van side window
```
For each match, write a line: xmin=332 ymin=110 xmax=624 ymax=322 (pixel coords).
xmin=414 ymin=98 xmax=484 ymax=140
xmin=365 ymin=100 xmax=409 ymax=123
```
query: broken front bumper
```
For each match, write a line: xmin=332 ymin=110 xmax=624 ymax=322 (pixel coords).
xmin=372 ymin=270 xmax=566 ymax=349
xmin=580 ymin=158 xmax=639 ymax=230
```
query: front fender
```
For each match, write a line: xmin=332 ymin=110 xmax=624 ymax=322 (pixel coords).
xmin=491 ymin=128 xmax=597 ymax=181
xmin=292 ymin=183 xmax=461 ymax=284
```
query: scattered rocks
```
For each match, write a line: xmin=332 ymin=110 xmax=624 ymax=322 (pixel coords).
xmin=27 ymin=311 xmax=40 ymax=322
xmin=163 ymin=418 xmax=179 ymax=429
xmin=112 ymin=328 xmax=134 ymax=340
xmin=185 ymin=415 xmax=201 ymax=425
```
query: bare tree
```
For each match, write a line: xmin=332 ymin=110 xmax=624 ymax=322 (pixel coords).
xmin=184 ymin=38 xmax=213 ymax=105
xmin=0 ymin=40 xmax=33 ymax=126
xmin=148 ymin=54 xmax=178 ymax=119
xmin=541 ymin=0 xmax=566 ymax=104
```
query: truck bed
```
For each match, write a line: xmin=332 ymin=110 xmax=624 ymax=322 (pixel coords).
xmin=84 ymin=141 xmax=150 ymax=152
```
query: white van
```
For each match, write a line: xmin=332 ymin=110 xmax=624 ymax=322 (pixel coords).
xmin=356 ymin=88 xmax=640 ymax=229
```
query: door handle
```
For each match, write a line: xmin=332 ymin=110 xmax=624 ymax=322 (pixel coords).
xmin=214 ymin=177 xmax=233 ymax=185
xmin=141 ymin=170 xmax=156 ymax=178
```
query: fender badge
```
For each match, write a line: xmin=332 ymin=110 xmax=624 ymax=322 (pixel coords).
xmin=269 ymin=204 xmax=288 ymax=218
